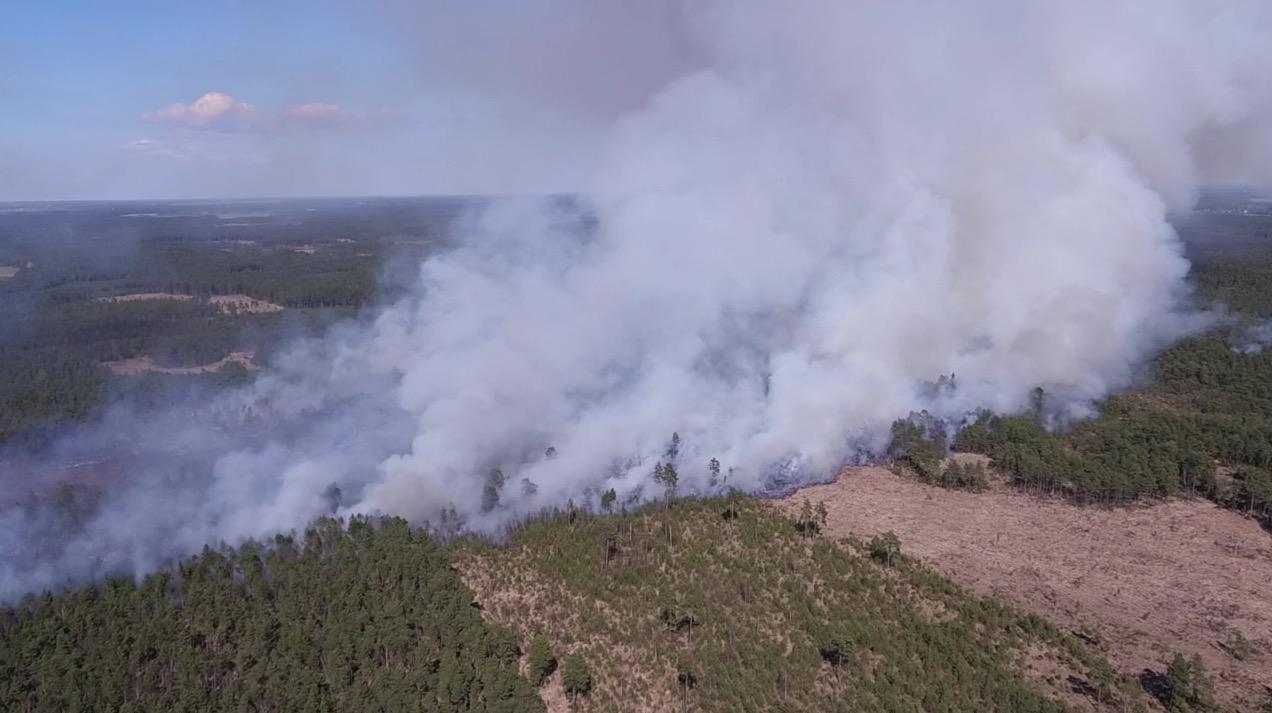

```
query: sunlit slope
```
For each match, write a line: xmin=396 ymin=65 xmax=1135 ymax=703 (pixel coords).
xmin=457 ymin=498 xmax=1146 ymax=713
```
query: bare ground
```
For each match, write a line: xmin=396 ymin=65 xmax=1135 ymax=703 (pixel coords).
xmin=93 ymin=292 xmax=193 ymax=303
xmin=102 ymin=351 xmax=259 ymax=376
xmin=775 ymin=464 xmax=1272 ymax=710
xmin=207 ymin=294 xmax=284 ymax=314
xmin=93 ymin=292 xmax=283 ymax=314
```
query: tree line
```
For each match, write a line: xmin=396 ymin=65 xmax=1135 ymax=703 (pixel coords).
xmin=886 ymin=335 xmax=1272 ymax=528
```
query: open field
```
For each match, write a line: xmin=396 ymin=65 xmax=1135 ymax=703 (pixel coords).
xmin=92 ymin=292 xmax=194 ymax=304
xmin=208 ymin=294 xmax=284 ymax=314
xmin=93 ymin=292 xmax=284 ymax=315
xmin=775 ymin=464 xmax=1272 ymax=711
xmin=102 ymin=350 xmax=259 ymax=376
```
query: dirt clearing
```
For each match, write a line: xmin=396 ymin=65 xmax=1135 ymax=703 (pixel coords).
xmin=208 ymin=294 xmax=283 ymax=314
xmin=102 ymin=351 xmax=259 ymax=376
xmin=93 ymin=292 xmax=283 ymax=314
xmin=776 ymin=465 xmax=1272 ymax=710
xmin=94 ymin=292 xmax=193 ymax=303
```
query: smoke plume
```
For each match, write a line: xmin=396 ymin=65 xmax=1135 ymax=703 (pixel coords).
xmin=5 ymin=0 xmax=1272 ymax=599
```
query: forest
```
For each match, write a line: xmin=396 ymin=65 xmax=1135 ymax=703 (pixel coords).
xmin=886 ymin=331 xmax=1272 ymax=530
xmin=0 ymin=198 xmax=466 ymax=447
xmin=881 ymin=229 xmax=1272 ymax=531
xmin=2 ymin=497 xmax=1159 ymax=713
xmin=0 ymin=516 xmax=544 ymax=712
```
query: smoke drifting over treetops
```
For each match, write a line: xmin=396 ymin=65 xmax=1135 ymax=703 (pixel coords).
xmin=5 ymin=0 xmax=1272 ymax=598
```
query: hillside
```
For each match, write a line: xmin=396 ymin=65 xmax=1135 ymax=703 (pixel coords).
xmin=457 ymin=498 xmax=1148 ymax=713
xmin=0 ymin=500 xmax=1154 ymax=713
xmin=776 ymin=463 xmax=1272 ymax=712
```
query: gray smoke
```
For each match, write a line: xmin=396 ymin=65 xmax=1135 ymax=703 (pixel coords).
xmin=1233 ymin=320 xmax=1272 ymax=353
xmin=5 ymin=0 xmax=1272 ymax=599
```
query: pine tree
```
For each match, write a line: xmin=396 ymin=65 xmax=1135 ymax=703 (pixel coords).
xmin=561 ymin=654 xmax=592 ymax=702
xmin=1164 ymin=652 xmax=1214 ymax=712
xmin=665 ymin=431 xmax=681 ymax=461
xmin=482 ymin=469 xmax=506 ymax=512
xmin=869 ymin=532 xmax=901 ymax=567
xmin=653 ymin=462 xmax=678 ymax=503
xmin=525 ymin=634 xmax=556 ymax=687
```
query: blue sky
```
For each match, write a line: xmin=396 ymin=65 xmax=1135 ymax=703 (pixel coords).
xmin=0 ymin=1 xmax=617 ymax=200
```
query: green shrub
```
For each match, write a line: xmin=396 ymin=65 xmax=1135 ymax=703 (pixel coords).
xmin=525 ymin=633 xmax=557 ymax=687
xmin=1164 ymin=653 xmax=1214 ymax=712
xmin=561 ymin=654 xmax=593 ymax=700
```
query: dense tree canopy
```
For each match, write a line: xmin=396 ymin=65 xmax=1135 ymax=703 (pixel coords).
xmin=0 ymin=517 xmax=544 ymax=713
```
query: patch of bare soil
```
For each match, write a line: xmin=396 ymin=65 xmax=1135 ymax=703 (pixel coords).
xmin=776 ymin=465 xmax=1272 ymax=710
xmin=103 ymin=351 xmax=259 ymax=376
xmin=93 ymin=292 xmax=193 ymax=303
xmin=0 ymin=266 xmax=21 ymax=280
xmin=93 ymin=292 xmax=283 ymax=314
xmin=208 ymin=294 xmax=284 ymax=314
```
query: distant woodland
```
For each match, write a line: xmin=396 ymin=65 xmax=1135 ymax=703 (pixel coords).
xmin=0 ymin=199 xmax=456 ymax=446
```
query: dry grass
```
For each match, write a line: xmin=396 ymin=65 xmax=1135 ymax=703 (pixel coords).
xmin=775 ymin=465 xmax=1272 ymax=711
xmin=457 ymin=549 xmax=685 ymax=712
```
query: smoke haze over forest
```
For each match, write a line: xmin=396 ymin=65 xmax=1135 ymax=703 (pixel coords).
xmin=5 ymin=0 xmax=1272 ymax=598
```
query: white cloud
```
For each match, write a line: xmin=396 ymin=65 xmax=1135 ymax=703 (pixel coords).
xmin=144 ymin=92 xmax=369 ymax=133
xmin=144 ymin=92 xmax=265 ymax=132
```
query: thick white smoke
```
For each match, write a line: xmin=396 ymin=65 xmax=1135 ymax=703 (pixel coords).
xmin=5 ymin=0 xmax=1272 ymax=598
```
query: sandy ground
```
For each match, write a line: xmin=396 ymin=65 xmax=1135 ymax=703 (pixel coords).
xmin=94 ymin=292 xmax=193 ymax=303
xmin=102 ymin=351 xmax=259 ymax=376
xmin=207 ymin=294 xmax=284 ymax=314
xmin=0 ymin=266 xmax=21 ymax=280
xmin=93 ymin=292 xmax=283 ymax=314
xmin=775 ymin=464 xmax=1272 ymax=709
